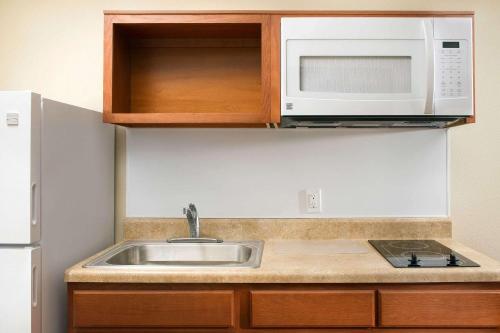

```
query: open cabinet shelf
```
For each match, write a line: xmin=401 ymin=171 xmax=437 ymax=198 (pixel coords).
xmin=104 ymin=14 xmax=272 ymax=126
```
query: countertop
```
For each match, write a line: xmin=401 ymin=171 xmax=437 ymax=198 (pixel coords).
xmin=65 ymin=238 xmax=500 ymax=284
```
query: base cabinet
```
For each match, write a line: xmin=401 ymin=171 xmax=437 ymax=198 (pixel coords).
xmin=68 ymin=283 xmax=500 ymax=332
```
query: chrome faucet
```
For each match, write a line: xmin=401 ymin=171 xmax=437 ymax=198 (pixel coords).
xmin=167 ymin=204 xmax=222 ymax=243
xmin=183 ymin=203 xmax=200 ymax=238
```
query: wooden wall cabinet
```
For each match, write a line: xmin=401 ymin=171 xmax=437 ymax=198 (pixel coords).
xmin=68 ymin=283 xmax=500 ymax=332
xmin=103 ymin=13 xmax=274 ymax=126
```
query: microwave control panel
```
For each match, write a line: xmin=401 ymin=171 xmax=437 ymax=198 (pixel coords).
xmin=435 ymin=40 xmax=467 ymax=99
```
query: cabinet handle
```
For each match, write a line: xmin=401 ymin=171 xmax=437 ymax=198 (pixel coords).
xmin=31 ymin=183 xmax=37 ymax=226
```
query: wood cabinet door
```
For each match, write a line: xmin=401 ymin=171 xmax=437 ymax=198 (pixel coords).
xmin=379 ymin=290 xmax=500 ymax=328
xmin=250 ymin=290 xmax=376 ymax=328
xmin=72 ymin=290 xmax=234 ymax=328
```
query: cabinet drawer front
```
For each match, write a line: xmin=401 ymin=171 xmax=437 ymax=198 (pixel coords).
xmin=379 ymin=290 xmax=500 ymax=327
xmin=250 ymin=290 xmax=376 ymax=327
xmin=73 ymin=290 xmax=234 ymax=328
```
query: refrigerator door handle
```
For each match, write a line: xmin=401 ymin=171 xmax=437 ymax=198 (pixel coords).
xmin=31 ymin=183 xmax=37 ymax=226
xmin=31 ymin=264 xmax=38 ymax=307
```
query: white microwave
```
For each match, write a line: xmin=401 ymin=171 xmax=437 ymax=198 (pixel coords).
xmin=280 ymin=17 xmax=473 ymax=127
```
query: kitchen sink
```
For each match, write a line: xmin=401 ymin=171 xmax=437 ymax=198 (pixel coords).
xmin=84 ymin=240 xmax=264 ymax=269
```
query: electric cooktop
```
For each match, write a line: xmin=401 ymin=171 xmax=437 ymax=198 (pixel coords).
xmin=368 ymin=240 xmax=480 ymax=268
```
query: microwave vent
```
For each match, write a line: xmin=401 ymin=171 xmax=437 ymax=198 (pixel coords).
xmin=280 ymin=116 xmax=467 ymax=129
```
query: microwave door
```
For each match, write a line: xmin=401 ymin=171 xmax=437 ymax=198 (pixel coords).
xmin=282 ymin=18 xmax=435 ymax=117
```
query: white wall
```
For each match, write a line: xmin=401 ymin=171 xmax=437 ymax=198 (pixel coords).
xmin=0 ymin=0 xmax=499 ymax=260
xmin=127 ymin=128 xmax=448 ymax=218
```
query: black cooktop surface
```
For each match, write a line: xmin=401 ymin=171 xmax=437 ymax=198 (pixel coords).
xmin=368 ymin=240 xmax=480 ymax=268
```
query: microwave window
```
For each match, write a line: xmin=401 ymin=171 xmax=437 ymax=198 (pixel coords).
xmin=299 ymin=56 xmax=412 ymax=94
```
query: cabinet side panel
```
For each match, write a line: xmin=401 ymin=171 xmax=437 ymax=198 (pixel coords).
xmin=30 ymin=93 xmax=41 ymax=243
xmin=41 ymin=99 xmax=115 ymax=333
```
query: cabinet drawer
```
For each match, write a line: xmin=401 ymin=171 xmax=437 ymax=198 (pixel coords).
xmin=250 ymin=290 xmax=376 ymax=327
xmin=379 ymin=290 xmax=500 ymax=327
xmin=73 ymin=290 xmax=234 ymax=328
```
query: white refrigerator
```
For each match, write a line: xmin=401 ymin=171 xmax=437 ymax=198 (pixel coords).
xmin=0 ymin=91 xmax=115 ymax=333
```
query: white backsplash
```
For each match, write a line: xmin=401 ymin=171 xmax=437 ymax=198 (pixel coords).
xmin=126 ymin=128 xmax=448 ymax=218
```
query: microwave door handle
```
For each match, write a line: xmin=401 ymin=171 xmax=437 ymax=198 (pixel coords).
xmin=423 ymin=19 xmax=435 ymax=115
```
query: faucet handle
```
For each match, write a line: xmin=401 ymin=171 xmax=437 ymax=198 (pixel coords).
xmin=184 ymin=204 xmax=198 ymax=215
xmin=188 ymin=203 xmax=197 ymax=213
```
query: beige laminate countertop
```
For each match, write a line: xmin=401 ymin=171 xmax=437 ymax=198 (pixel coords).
xmin=65 ymin=238 xmax=500 ymax=284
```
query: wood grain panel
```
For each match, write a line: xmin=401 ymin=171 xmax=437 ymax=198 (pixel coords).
xmin=259 ymin=14 xmax=272 ymax=125
xmin=370 ymin=328 xmax=500 ymax=333
xmin=250 ymin=290 xmax=376 ymax=328
xmin=103 ymin=15 xmax=112 ymax=120
xmin=121 ymin=23 xmax=261 ymax=39
xmin=74 ymin=329 xmax=369 ymax=333
xmin=105 ymin=112 xmax=268 ymax=124
xmin=73 ymin=290 xmax=234 ymax=328
xmin=129 ymin=38 xmax=260 ymax=48
xmin=107 ymin=13 xmax=271 ymax=25
xmin=130 ymin=45 xmax=261 ymax=115
xmin=379 ymin=290 xmax=500 ymax=327
xmin=270 ymin=15 xmax=281 ymax=124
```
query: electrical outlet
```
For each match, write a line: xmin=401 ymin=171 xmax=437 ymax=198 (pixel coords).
xmin=305 ymin=189 xmax=322 ymax=213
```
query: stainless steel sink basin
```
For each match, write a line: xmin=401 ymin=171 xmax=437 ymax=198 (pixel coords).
xmin=84 ymin=240 xmax=264 ymax=269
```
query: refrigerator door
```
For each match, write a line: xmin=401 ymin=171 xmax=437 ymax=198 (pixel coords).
xmin=0 ymin=246 xmax=41 ymax=333
xmin=0 ymin=91 xmax=41 ymax=244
